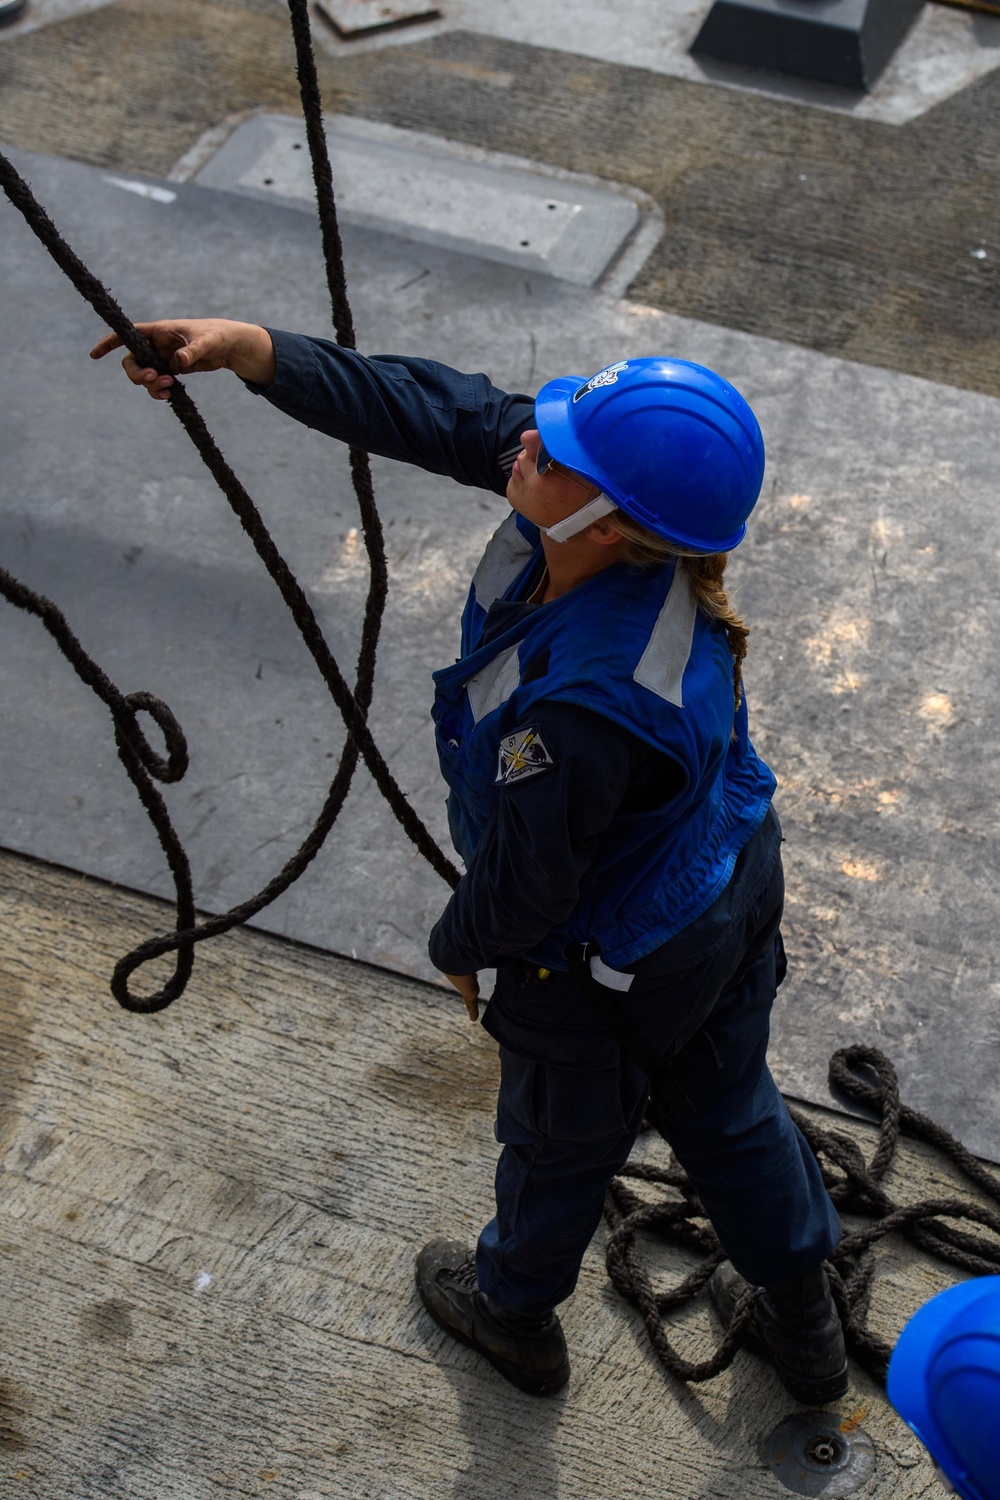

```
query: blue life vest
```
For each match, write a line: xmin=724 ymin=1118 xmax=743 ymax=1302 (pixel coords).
xmin=431 ymin=513 xmax=777 ymax=969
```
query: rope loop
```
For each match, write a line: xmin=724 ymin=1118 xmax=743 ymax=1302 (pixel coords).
xmin=116 ymin=691 xmax=189 ymax=783
xmin=111 ymin=928 xmax=195 ymax=1015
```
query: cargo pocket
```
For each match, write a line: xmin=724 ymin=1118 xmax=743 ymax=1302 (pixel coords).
xmin=496 ymin=1045 xmax=628 ymax=1144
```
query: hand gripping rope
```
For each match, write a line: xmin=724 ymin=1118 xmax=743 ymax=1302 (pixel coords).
xmin=1 ymin=0 xmax=998 ymax=1395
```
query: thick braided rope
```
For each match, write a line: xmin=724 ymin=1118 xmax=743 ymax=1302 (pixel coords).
xmin=604 ymin=1044 xmax=1000 ymax=1385
xmin=285 ymin=0 xmax=387 ymax=796
xmin=0 ymin=2 xmax=459 ymax=1010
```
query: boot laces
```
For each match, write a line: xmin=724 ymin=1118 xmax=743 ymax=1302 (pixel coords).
xmin=442 ymin=1258 xmax=478 ymax=1292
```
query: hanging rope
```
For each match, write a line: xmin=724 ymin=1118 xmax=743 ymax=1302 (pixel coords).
xmin=0 ymin=0 xmax=459 ymax=1013
xmin=605 ymin=1044 xmax=1000 ymax=1386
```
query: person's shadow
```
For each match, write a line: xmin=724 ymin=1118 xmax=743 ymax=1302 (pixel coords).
xmin=413 ymin=1310 xmax=563 ymax=1500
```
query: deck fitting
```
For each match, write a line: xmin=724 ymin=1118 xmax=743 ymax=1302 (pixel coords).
xmin=762 ymin=1411 xmax=876 ymax=1496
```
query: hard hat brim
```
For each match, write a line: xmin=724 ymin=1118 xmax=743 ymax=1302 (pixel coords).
xmin=534 ymin=376 xmax=590 ymax=472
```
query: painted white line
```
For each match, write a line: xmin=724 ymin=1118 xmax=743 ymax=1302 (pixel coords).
xmin=104 ymin=176 xmax=176 ymax=205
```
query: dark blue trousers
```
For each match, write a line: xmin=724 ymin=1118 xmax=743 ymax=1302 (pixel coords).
xmin=476 ymin=832 xmax=841 ymax=1316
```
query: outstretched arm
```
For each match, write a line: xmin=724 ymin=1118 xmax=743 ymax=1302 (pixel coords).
xmin=250 ymin=330 xmax=532 ymax=496
xmin=91 ymin=320 xmax=533 ymax=495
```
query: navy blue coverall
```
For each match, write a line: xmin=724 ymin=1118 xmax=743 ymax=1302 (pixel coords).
xmin=251 ymin=330 xmax=842 ymax=1316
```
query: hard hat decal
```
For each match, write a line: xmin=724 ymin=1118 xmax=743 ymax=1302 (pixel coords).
xmin=573 ymin=361 xmax=629 ymax=403
xmin=495 ymin=725 xmax=556 ymax=785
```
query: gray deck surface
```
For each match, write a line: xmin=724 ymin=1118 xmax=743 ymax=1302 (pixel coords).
xmin=0 ymin=850 xmax=968 ymax=1498
xmin=3 ymin=143 xmax=1000 ymax=1160
xmin=188 ymin=112 xmax=647 ymax=288
xmin=4 ymin=0 xmax=1000 ymax=399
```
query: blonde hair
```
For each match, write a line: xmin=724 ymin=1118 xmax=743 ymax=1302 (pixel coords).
xmin=609 ymin=509 xmax=749 ymax=718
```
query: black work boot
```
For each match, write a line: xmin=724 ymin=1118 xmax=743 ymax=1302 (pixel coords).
xmin=709 ymin=1260 xmax=848 ymax=1405
xmin=416 ymin=1238 xmax=570 ymax=1396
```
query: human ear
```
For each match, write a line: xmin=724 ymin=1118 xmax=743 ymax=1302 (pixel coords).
xmin=588 ymin=518 xmax=626 ymax=548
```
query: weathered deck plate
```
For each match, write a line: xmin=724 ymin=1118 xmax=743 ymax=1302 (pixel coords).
xmin=0 ymin=851 xmax=948 ymax=1497
xmin=316 ymin=0 xmax=440 ymax=38
xmin=190 ymin=113 xmax=645 ymax=288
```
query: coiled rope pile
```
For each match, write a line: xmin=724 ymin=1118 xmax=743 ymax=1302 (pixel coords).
xmin=605 ymin=1043 xmax=1000 ymax=1385
xmin=1 ymin=0 xmax=998 ymax=1392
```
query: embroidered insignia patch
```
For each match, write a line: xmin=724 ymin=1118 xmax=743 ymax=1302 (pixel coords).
xmin=573 ymin=361 xmax=629 ymax=403
xmin=495 ymin=724 xmax=556 ymax=785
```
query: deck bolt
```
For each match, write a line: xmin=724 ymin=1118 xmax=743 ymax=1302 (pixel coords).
xmin=806 ymin=1434 xmax=842 ymax=1465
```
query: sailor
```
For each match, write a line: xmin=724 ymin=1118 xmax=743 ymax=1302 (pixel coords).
xmin=93 ymin=317 xmax=847 ymax=1403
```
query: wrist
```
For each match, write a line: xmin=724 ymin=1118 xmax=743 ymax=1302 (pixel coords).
xmin=231 ymin=324 xmax=276 ymax=386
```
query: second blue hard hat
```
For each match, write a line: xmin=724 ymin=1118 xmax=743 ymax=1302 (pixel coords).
xmin=887 ymin=1276 xmax=1000 ymax=1500
xmin=533 ymin=356 xmax=765 ymax=552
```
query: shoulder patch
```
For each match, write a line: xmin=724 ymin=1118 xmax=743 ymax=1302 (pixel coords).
xmin=495 ymin=724 xmax=556 ymax=786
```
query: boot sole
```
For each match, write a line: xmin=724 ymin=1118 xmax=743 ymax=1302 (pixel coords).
xmin=417 ymin=1281 xmax=570 ymax=1397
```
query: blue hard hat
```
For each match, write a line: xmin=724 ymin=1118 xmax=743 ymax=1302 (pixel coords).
xmin=533 ymin=356 xmax=765 ymax=552
xmin=887 ymin=1277 xmax=1000 ymax=1500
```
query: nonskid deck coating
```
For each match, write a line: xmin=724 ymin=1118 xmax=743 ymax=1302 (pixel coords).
xmin=0 ymin=849 xmax=953 ymax=1498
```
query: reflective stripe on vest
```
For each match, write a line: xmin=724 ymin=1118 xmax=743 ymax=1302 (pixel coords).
xmin=633 ymin=566 xmax=698 ymax=708
xmin=467 ymin=642 xmax=521 ymax=724
xmin=471 ymin=513 xmax=536 ymax=613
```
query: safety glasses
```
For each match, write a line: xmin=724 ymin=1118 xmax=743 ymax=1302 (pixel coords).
xmin=535 ymin=440 xmax=591 ymax=490
xmin=535 ymin=438 xmax=557 ymax=476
